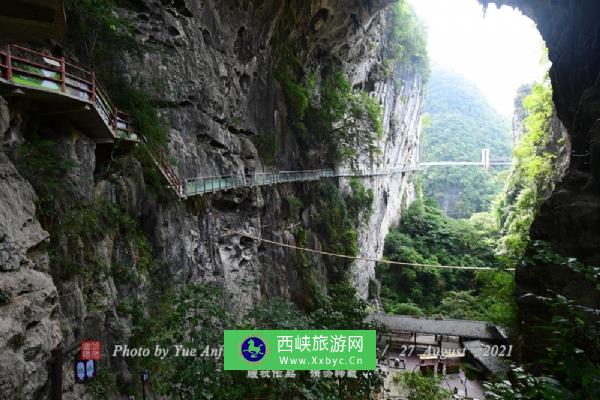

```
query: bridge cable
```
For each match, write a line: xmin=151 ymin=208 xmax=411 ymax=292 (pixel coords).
xmin=221 ymin=228 xmax=515 ymax=272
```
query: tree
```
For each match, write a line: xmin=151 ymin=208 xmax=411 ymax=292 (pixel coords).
xmin=378 ymin=198 xmax=515 ymax=326
xmin=495 ymin=75 xmax=565 ymax=263
xmin=394 ymin=373 xmax=452 ymax=400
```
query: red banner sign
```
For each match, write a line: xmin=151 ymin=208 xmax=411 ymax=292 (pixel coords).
xmin=80 ymin=340 xmax=101 ymax=361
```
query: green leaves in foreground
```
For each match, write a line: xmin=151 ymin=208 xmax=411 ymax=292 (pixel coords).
xmin=378 ymin=198 xmax=516 ymax=327
xmin=393 ymin=373 xmax=452 ymax=400
xmin=126 ymin=282 xmax=383 ymax=400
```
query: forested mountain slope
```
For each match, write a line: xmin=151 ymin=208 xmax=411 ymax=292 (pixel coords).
xmin=421 ymin=65 xmax=511 ymax=218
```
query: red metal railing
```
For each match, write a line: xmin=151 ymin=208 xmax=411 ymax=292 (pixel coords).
xmin=0 ymin=44 xmax=135 ymax=141
xmin=142 ymin=136 xmax=185 ymax=197
xmin=0 ymin=44 xmax=187 ymax=198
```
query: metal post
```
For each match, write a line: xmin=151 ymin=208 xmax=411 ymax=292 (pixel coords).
xmin=60 ymin=57 xmax=66 ymax=93
xmin=91 ymin=71 xmax=96 ymax=103
xmin=127 ymin=114 xmax=132 ymax=138
xmin=141 ymin=374 xmax=146 ymax=400
xmin=6 ymin=45 xmax=12 ymax=81
xmin=50 ymin=347 xmax=63 ymax=400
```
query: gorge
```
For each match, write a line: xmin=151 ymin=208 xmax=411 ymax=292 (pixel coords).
xmin=0 ymin=0 xmax=599 ymax=399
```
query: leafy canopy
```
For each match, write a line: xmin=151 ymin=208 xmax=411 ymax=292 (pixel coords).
xmin=495 ymin=75 xmax=559 ymax=262
xmin=378 ymin=198 xmax=516 ymax=327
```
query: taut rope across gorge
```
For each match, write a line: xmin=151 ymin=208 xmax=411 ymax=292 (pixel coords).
xmin=221 ymin=228 xmax=515 ymax=272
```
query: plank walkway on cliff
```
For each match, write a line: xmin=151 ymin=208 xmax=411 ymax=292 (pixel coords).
xmin=0 ymin=44 xmax=511 ymax=200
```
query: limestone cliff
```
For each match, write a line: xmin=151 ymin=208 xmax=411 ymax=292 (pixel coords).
xmin=346 ymin=65 xmax=422 ymax=300
xmin=0 ymin=104 xmax=61 ymax=399
xmin=511 ymin=83 xmax=533 ymax=145
xmin=481 ymin=0 xmax=600 ymax=367
xmin=0 ymin=0 xmax=424 ymax=398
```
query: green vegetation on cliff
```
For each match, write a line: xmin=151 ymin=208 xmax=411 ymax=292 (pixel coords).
xmin=421 ymin=65 xmax=511 ymax=218
xmin=378 ymin=197 xmax=516 ymax=327
xmin=293 ymin=179 xmax=374 ymax=292
xmin=488 ymin=74 xmax=600 ymax=399
xmin=64 ymin=0 xmax=174 ymax=201
xmin=17 ymin=139 xmax=77 ymax=214
xmin=384 ymin=0 xmax=429 ymax=78
xmin=276 ymin=60 xmax=384 ymax=167
xmin=65 ymin=0 xmax=136 ymax=65
xmin=273 ymin=1 xmax=427 ymax=168
xmin=495 ymin=75 xmax=565 ymax=263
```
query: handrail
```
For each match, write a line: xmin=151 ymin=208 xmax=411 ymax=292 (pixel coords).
xmin=11 ymin=55 xmax=61 ymax=72
xmin=0 ymin=44 xmax=188 ymax=198
xmin=94 ymin=80 xmax=118 ymax=115
xmin=141 ymin=136 xmax=185 ymax=197
xmin=64 ymin=60 xmax=93 ymax=77
xmin=64 ymin=71 xmax=93 ymax=85
xmin=10 ymin=44 xmax=61 ymax=61
xmin=184 ymin=161 xmax=507 ymax=197
xmin=0 ymin=44 xmax=135 ymax=141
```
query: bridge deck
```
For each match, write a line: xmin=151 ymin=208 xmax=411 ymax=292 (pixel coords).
xmin=185 ymin=166 xmax=419 ymax=197
xmin=421 ymin=161 xmax=511 ymax=167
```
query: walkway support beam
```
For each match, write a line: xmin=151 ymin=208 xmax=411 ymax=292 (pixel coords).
xmin=0 ymin=0 xmax=66 ymax=45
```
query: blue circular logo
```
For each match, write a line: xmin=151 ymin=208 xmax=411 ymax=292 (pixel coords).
xmin=241 ymin=336 xmax=266 ymax=362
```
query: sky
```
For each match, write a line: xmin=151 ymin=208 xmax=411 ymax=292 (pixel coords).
xmin=408 ymin=0 xmax=547 ymax=116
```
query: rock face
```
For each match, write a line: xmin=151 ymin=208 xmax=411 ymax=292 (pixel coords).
xmin=482 ymin=0 xmax=600 ymax=364
xmin=347 ymin=66 xmax=423 ymax=300
xmin=0 ymin=1 xmax=424 ymax=398
xmin=0 ymin=100 xmax=61 ymax=400
xmin=116 ymin=0 xmax=424 ymax=304
xmin=511 ymin=83 xmax=534 ymax=145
